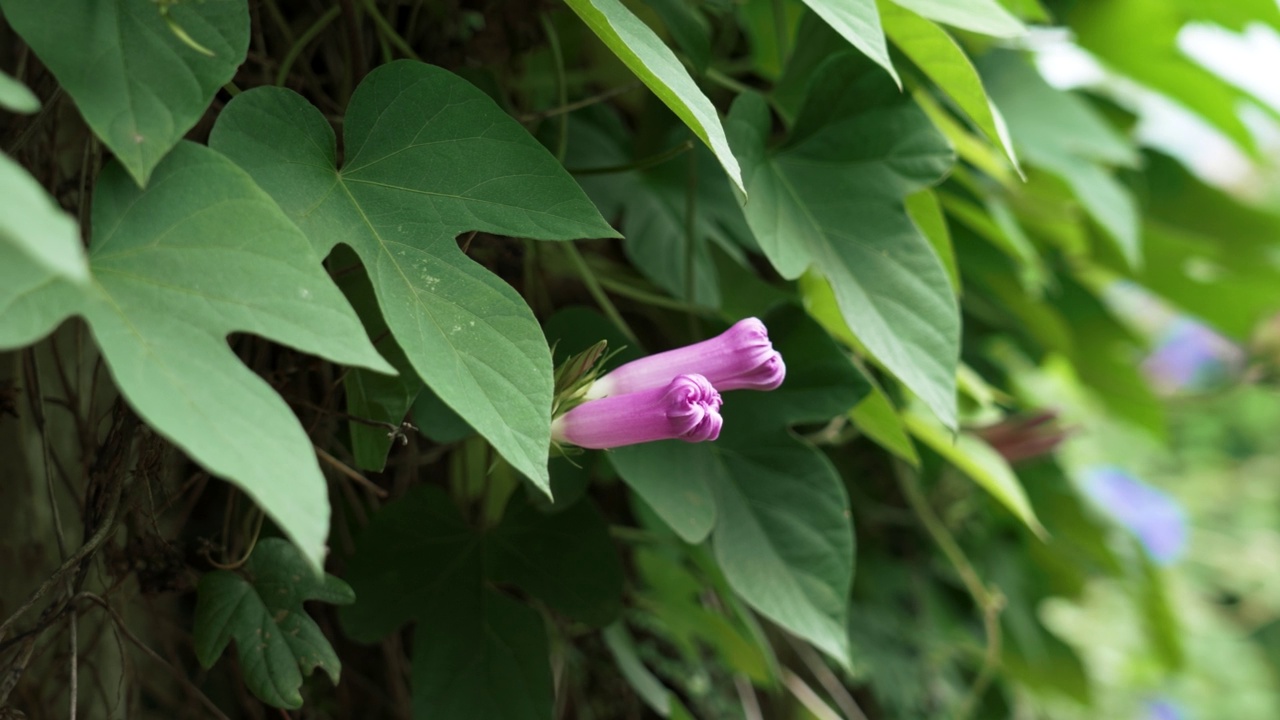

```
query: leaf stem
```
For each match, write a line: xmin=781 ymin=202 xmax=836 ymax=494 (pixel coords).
xmin=540 ymin=12 xmax=569 ymax=163
xmin=595 ymin=276 xmax=701 ymax=312
xmin=518 ymin=82 xmax=643 ymax=123
xmin=568 ymin=139 xmax=693 ymax=176
xmin=363 ymin=0 xmax=422 ymax=62
xmin=276 ymin=6 xmax=341 ymax=86
xmin=894 ymin=462 xmax=1004 ymax=720
xmin=562 ymin=242 xmax=639 ymax=345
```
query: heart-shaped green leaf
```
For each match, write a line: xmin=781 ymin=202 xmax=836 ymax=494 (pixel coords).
xmin=728 ymin=54 xmax=959 ymax=427
xmin=0 ymin=0 xmax=248 ymax=185
xmin=341 ymin=487 xmax=621 ymax=718
xmin=210 ymin=61 xmax=618 ymax=492
xmin=0 ymin=142 xmax=393 ymax=568
xmin=194 ymin=539 xmax=355 ymax=708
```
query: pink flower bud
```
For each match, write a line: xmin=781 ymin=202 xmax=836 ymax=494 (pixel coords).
xmin=587 ymin=317 xmax=785 ymax=399
xmin=552 ymin=374 xmax=723 ymax=449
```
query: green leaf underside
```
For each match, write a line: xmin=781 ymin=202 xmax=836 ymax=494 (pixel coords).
xmin=563 ymin=0 xmax=745 ymax=193
xmin=0 ymin=143 xmax=392 ymax=569
xmin=193 ymin=539 xmax=355 ymax=709
xmin=341 ymin=487 xmax=621 ymax=718
xmin=891 ymin=0 xmax=1026 ymax=37
xmin=880 ymin=1 xmax=1020 ymax=170
xmin=903 ymin=410 xmax=1043 ymax=535
xmin=0 ymin=69 xmax=40 ymax=113
xmin=210 ymin=61 xmax=619 ymax=493
xmin=0 ymin=152 xmax=88 ymax=289
xmin=798 ymin=0 xmax=900 ymax=86
xmin=0 ymin=0 xmax=249 ymax=185
xmin=609 ymin=442 xmax=718 ymax=544
xmin=728 ymin=55 xmax=960 ymax=428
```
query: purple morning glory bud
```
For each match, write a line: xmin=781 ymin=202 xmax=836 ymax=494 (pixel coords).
xmin=552 ymin=374 xmax=723 ymax=449
xmin=1082 ymin=467 xmax=1188 ymax=566
xmin=586 ymin=317 xmax=785 ymax=399
xmin=1142 ymin=318 xmax=1242 ymax=395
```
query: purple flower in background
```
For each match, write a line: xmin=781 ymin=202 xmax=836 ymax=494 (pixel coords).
xmin=552 ymin=374 xmax=723 ymax=449
xmin=586 ymin=317 xmax=785 ymax=399
xmin=1142 ymin=318 xmax=1243 ymax=395
xmin=1082 ymin=467 xmax=1188 ymax=565
xmin=1145 ymin=697 xmax=1186 ymax=720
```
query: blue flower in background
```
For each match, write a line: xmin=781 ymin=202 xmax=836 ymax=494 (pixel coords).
xmin=1141 ymin=318 xmax=1243 ymax=395
xmin=1145 ymin=696 xmax=1186 ymax=720
xmin=1082 ymin=467 xmax=1188 ymax=565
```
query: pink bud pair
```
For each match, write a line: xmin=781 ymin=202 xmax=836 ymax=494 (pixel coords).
xmin=551 ymin=318 xmax=786 ymax=450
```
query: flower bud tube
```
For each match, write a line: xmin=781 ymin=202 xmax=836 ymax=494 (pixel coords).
xmin=587 ymin=317 xmax=785 ymax=399
xmin=552 ymin=374 xmax=723 ymax=449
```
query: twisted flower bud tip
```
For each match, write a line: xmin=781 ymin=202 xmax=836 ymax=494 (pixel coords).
xmin=551 ymin=374 xmax=722 ymax=450
xmin=587 ymin=317 xmax=786 ymax=399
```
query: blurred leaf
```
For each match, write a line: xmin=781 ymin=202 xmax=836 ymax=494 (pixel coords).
xmin=798 ymin=0 xmax=900 ymax=85
xmin=0 ymin=70 xmax=38 ymax=113
xmin=1058 ymin=277 xmax=1165 ymax=436
xmin=194 ymin=539 xmax=355 ymax=709
xmin=634 ymin=549 xmax=775 ymax=683
xmin=880 ymin=1 xmax=1020 ymax=170
xmin=903 ymin=409 xmax=1044 ymax=535
xmin=0 ymin=0 xmax=248 ymax=185
xmin=1137 ymin=152 xmax=1280 ymax=338
xmin=0 ymin=143 xmax=391 ymax=569
xmin=603 ymin=623 xmax=673 ymax=715
xmin=1069 ymin=0 xmax=1274 ymax=154
xmin=0 ymin=151 xmax=87 ymax=288
xmin=850 ymin=384 xmax=921 ymax=465
xmin=980 ymin=52 xmax=1141 ymax=266
xmin=1137 ymin=549 xmax=1185 ymax=671
xmin=565 ymin=0 xmax=745 ymax=192
xmin=892 ymin=0 xmax=1026 ymax=37
xmin=211 ymin=61 xmax=617 ymax=494
xmin=729 ymin=54 xmax=959 ymax=428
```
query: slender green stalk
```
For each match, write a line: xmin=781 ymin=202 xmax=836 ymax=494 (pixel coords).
xmin=595 ymin=277 xmax=701 ymax=313
xmin=519 ymin=82 xmax=642 ymax=123
xmin=562 ymin=243 xmax=639 ymax=345
xmin=276 ymin=7 xmax=342 ymax=86
xmin=895 ymin=463 xmax=1005 ymax=720
xmin=540 ymin=12 xmax=569 ymax=163
xmin=569 ymin=140 xmax=693 ymax=176
xmin=364 ymin=0 xmax=422 ymax=61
